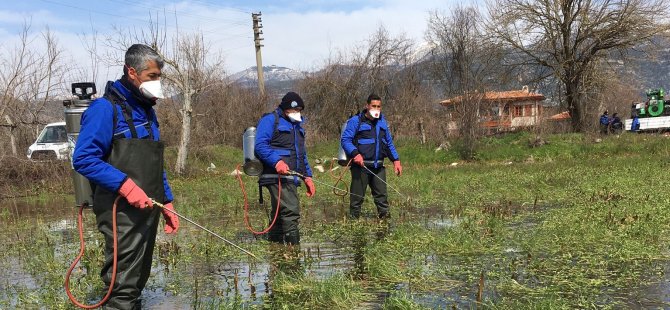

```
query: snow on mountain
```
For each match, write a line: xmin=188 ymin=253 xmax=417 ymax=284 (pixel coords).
xmin=229 ymin=65 xmax=305 ymax=86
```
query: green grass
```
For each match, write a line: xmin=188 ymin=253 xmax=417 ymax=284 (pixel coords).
xmin=5 ymin=131 xmax=670 ymax=308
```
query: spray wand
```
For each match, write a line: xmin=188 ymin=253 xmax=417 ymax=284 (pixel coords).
xmin=152 ymin=200 xmax=259 ymax=260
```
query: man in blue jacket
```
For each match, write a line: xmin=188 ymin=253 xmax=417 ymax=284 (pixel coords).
xmin=341 ymin=94 xmax=402 ymax=219
xmin=599 ymin=111 xmax=610 ymax=134
xmin=255 ymin=92 xmax=315 ymax=245
xmin=72 ymin=44 xmax=179 ymax=309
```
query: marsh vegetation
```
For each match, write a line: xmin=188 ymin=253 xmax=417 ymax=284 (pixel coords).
xmin=3 ymin=132 xmax=670 ymax=309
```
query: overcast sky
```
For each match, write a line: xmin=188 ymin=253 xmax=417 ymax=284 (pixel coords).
xmin=0 ymin=0 xmax=461 ymax=85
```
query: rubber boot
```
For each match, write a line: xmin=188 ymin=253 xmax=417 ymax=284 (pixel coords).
xmin=284 ymin=230 xmax=300 ymax=246
xmin=267 ymin=231 xmax=284 ymax=243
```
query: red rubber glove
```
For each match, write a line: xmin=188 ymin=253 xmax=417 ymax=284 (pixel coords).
xmin=305 ymin=177 xmax=315 ymax=197
xmin=275 ymin=160 xmax=290 ymax=175
xmin=352 ymin=154 xmax=364 ymax=167
xmin=118 ymin=178 xmax=153 ymax=209
xmin=161 ymin=202 xmax=180 ymax=234
xmin=393 ymin=160 xmax=403 ymax=176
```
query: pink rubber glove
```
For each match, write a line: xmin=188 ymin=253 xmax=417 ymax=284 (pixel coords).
xmin=305 ymin=177 xmax=315 ymax=197
xmin=352 ymin=154 xmax=364 ymax=167
xmin=275 ymin=160 xmax=290 ymax=175
xmin=393 ymin=160 xmax=403 ymax=176
xmin=118 ymin=178 xmax=153 ymax=209
xmin=161 ymin=202 xmax=180 ymax=234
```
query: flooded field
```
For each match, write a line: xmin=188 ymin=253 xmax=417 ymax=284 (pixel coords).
xmin=0 ymin=196 xmax=450 ymax=308
xmin=3 ymin=193 xmax=670 ymax=309
xmin=6 ymin=134 xmax=670 ymax=308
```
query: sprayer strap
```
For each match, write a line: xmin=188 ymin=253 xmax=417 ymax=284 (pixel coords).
xmin=353 ymin=113 xmax=364 ymax=148
xmin=273 ymin=111 xmax=280 ymax=133
xmin=118 ymin=103 xmax=138 ymax=139
xmin=103 ymin=85 xmax=138 ymax=139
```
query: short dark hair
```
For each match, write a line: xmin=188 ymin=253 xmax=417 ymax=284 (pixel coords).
xmin=124 ymin=44 xmax=164 ymax=75
xmin=367 ymin=93 xmax=381 ymax=104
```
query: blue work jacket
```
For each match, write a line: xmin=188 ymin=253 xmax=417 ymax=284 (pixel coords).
xmin=255 ymin=108 xmax=313 ymax=185
xmin=72 ymin=80 xmax=174 ymax=202
xmin=341 ymin=110 xmax=400 ymax=168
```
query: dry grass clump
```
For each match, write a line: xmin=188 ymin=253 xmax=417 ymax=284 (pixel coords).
xmin=0 ymin=156 xmax=69 ymax=198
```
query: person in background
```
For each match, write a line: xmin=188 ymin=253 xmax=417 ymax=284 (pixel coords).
xmin=599 ymin=111 xmax=610 ymax=134
xmin=609 ymin=112 xmax=623 ymax=134
xmin=631 ymin=113 xmax=640 ymax=132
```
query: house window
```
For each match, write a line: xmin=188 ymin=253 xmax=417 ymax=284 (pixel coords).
xmin=525 ymin=105 xmax=533 ymax=116
xmin=513 ymin=106 xmax=523 ymax=117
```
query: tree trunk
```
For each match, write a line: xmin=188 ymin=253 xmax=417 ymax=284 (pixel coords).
xmin=419 ymin=118 xmax=426 ymax=145
xmin=5 ymin=116 xmax=17 ymax=156
xmin=9 ymin=128 xmax=17 ymax=156
xmin=566 ymin=81 xmax=583 ymax=132
xmin=175 ymin=91 xmax=193 ymax=175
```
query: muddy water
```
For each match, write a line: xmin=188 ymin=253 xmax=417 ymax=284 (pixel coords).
xmin=0 ymin=196 xmax=491 ymax=309
xmin=0 ymin=197 xmax=376 ymax=308
xmin=140 ymin=239 xmax=360 ymax=308
xmin=8 ymin=197 xmax=668 ymax=309
xmin=600 ymin=258 xmax=670 ymax=308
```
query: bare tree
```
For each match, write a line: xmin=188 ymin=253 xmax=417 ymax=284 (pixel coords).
xmin=0 ymin=24 xmax=68 ymax=156
xmin=76 ymin=21 xmax=103 ymax=86
xmin=298 ymin=26 xmax=417 ymax=141
xmin=486 ymin=0 xmax=670 ymax=132
xmin=427 ymin=6 xmax=503 ymax=159
xmin=162 ymin=34 xmax=225 ymax=175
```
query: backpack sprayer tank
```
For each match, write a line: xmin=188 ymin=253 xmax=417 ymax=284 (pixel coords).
xmin=242 ymin=127 xmax=263 ymax=176
xmin=336 ymin=121 xmax=349 ymax=166
xmin=63 ymin=82 xmax=97 ymax=207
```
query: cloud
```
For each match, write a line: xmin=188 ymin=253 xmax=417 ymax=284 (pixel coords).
xmin=0 ymin=9 xmax=76 ymax=28
xmin=179 ymin=0 xmax=450 ymax=71
xmin=0 ymin=0 xmax=458 ymax=86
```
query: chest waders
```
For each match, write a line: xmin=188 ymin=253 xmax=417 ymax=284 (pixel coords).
xmin=66 ymin=94 xmax=165 ymax=309
xmin=100 ymin=99 xmax=165 ymax=309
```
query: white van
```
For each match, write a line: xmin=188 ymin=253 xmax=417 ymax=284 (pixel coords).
xmin=26 ymin=122 xmax=70 ymax=160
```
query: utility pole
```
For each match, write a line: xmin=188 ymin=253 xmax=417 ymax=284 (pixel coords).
xmin=252 ymin=12 xmax=265 ymax=97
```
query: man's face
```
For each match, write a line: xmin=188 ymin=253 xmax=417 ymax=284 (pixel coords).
xmin=127 ymin=60 xmax=161 ymax=88
xmin=284 ymin=107 xmax=302 ymax=115
xmin=367 ymin=99 xmax=382 ymax=111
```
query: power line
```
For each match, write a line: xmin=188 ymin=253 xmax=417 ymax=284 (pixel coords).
xmin=107 ymin=0 xmax=249 ymax=26
xmin=221 ymin=43 xmax=254 ymax=54
xmin=39 ymin=0 xmax=251 ymax=40
xmin=186 ymin=0 xmax=252 ymax=14
xmin=39 ymin=0 xmax=154 ymax=25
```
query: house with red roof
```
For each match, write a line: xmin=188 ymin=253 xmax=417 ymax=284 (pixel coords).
xmin=440 ymin=86 xmax=547 ymax=132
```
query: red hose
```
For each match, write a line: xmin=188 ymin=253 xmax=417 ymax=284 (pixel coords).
xmin=65 ymin=196 xmax=120 ymax=309
xmin=236 ymin=164 xmax=281 ymax=235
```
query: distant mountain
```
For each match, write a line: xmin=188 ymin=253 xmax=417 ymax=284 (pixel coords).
xmin=229 ymin=65 xmax=305 ymax=88
xmin=228 ymin=39 xmax=670 ymax=102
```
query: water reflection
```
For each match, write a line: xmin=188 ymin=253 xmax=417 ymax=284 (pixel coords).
xmin=0 ymin=196 xmax=570 ymax=309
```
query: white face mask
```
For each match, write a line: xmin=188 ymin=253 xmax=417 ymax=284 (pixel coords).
xmin=370 ymin=109 xmax=381 ymax=119
xmin=287 ymin=112 xmax=302 ymax=122
xmin=139 ymin=80 xmax=164 ymax=100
